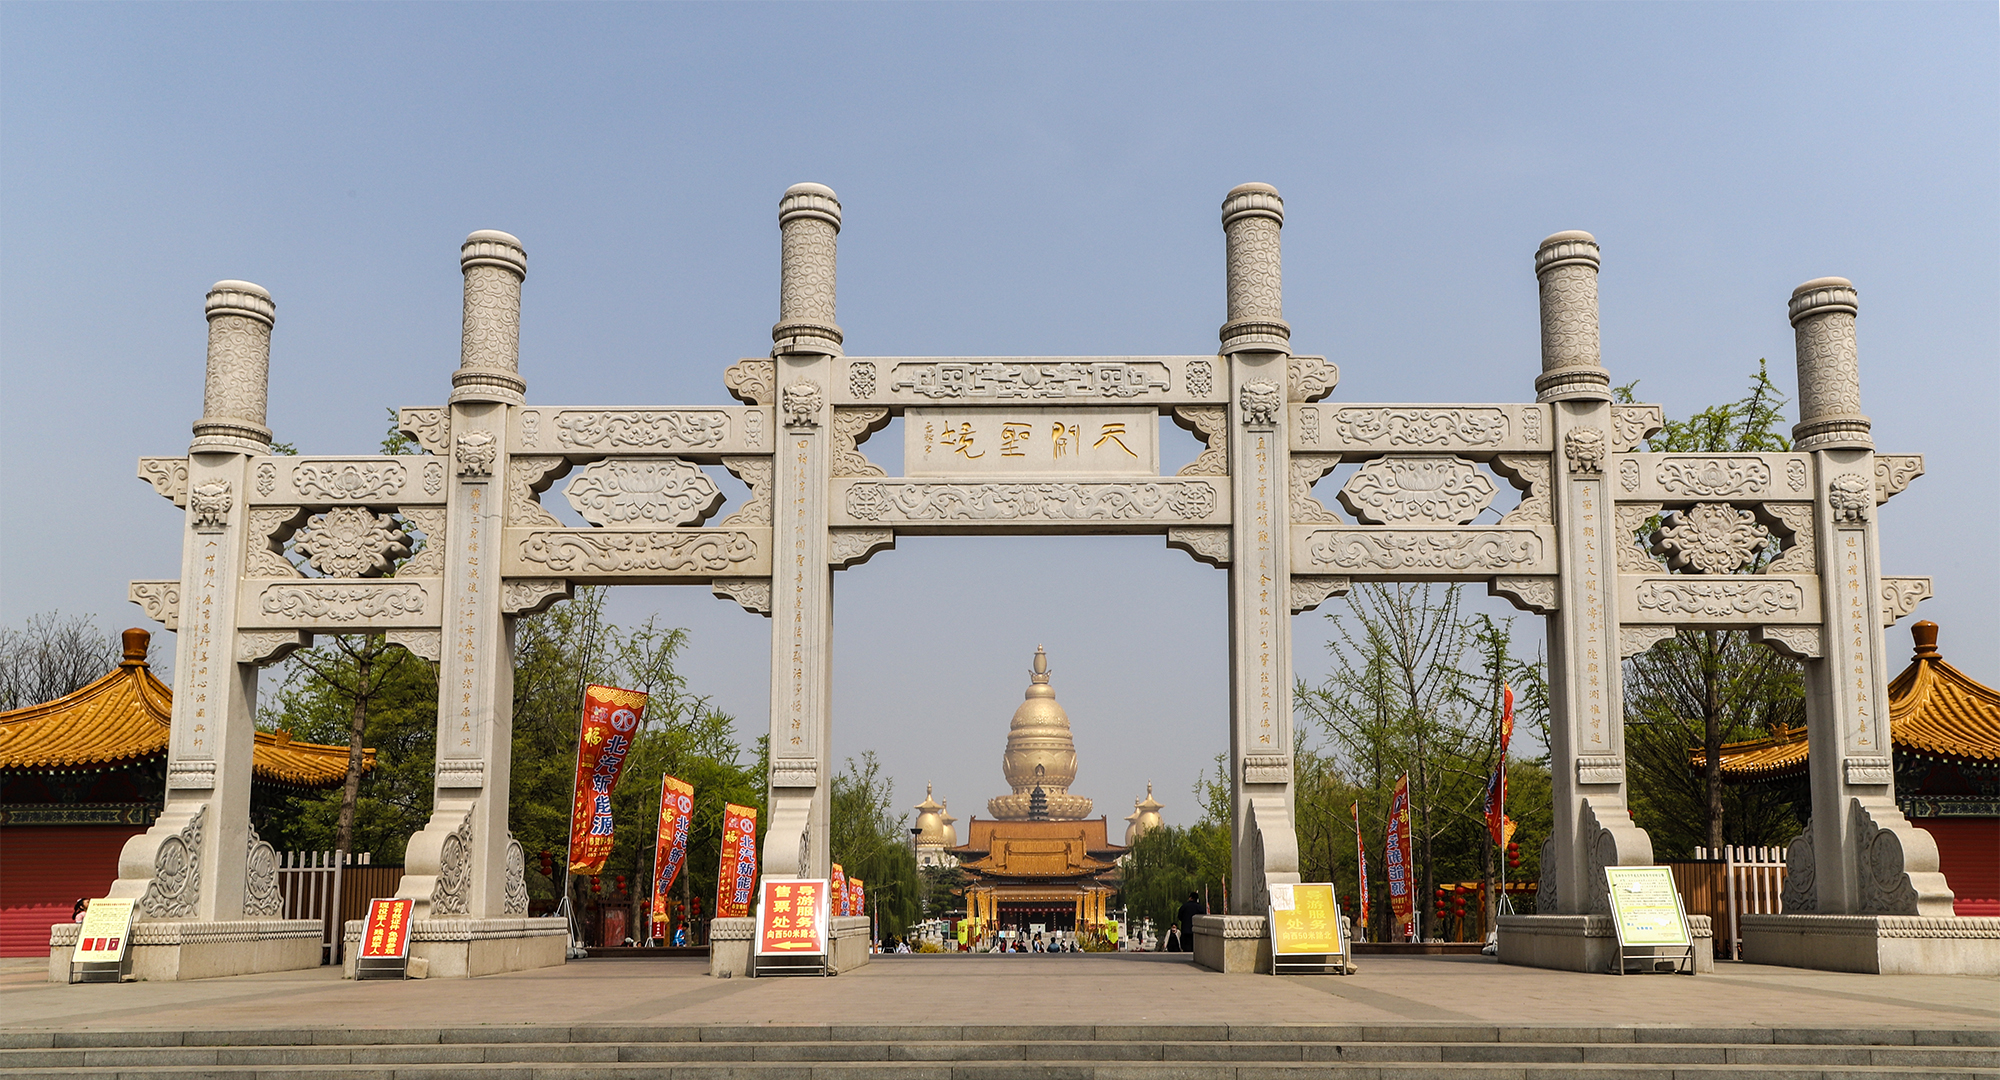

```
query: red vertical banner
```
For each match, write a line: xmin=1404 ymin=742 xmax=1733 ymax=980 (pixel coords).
xmin=849 ymin=878 xmax=863 ymax=919
xmin=1485 ymin=684 xmax=1515 ymax=847
xmin=1351 ymin=802 xmax=1370 ymax=933
xmin=1385 ymin=774 xmax=1413 ymax=939
xmin=714 ymin=803 xmax=759 ymax=918
xmin=650 ymin=775 xmax=694 ymax=932
xmin=830 ymin=863 xmax=848 ymax=917
xmin=567 ymin=685 xmax=648 ymax=875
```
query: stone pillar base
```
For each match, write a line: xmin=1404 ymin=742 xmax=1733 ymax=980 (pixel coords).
xmin=340 ymin=916 xmax=568 ymax=979
xmin=1497 ymin=914 xmax=1714 ymax=974
xmin=1739 ymin=914 xmax=2000 ymax=975
xmin=709 ymin=917 xmax=754 ymax=977
xmin=48 ymin=919 xmax=321 ymax=983
xmin=829 ymin=914 xmax=871 ymax=973
xmin=1192 ymin=914 xmax=1270 ymax=973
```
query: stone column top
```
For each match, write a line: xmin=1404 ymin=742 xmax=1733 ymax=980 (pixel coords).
xmin=1789 ymin=276 xmax=1857 ymax=324
xmin=461 ymin=230 xmax=527 ymax=278
xmin=205 ymin=280 xmax=274 ymax=324
xmin=779 ymin=183 xmax=842 ymax=231
xmin=1535 ymin=231 xmax=1600 ymax=276
xmin=1221 ymin=182 xmax=1283 ymax=227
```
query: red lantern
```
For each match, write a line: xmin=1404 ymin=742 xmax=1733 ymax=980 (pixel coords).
xmin=616 ymin=875 xmax=627 ymax=894
xmin=590 ymin=876 xmax=602 ymax=893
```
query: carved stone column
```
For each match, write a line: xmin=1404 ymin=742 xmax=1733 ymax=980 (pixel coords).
xmin=400 ymin=231 xmax=527 ymax=927
xmin=108 ymin=282 xmax=277 ymax=939
xmin=1537 ymin=232 xmax=1652 ymax=919
xmin=1219 ymin=183 xmax=1301 ymax=922
xmin=764 ymin=184 xmax=840 ymax=882
xmin=1534 ymin=232 xmax=1612 ymax=403
xmin=1785 ymin=278 xmax=1951 ymax=918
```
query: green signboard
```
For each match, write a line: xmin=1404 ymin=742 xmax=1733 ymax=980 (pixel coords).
xmin=1603 ymin=866 xmax=1691 ymax=947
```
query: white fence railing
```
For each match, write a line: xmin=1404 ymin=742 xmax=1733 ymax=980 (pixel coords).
xmin=1695 ymin=844 xmax=1788 ymax=961
xmin=275 ymin=850 xmax=371 ymax=964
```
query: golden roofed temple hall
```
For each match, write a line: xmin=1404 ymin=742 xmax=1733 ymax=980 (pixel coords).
xmin=940 ymin=647 xmax=1161 ymax=945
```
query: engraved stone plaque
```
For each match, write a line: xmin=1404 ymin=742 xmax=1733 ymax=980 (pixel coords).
xmin=905 ymin=408 xmax=1159 ymax=477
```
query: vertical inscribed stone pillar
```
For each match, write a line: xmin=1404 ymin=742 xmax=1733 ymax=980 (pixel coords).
xmin=765 ymin=184 xmax=841 ymax=882
xmin=1785 ymin=278 xmax=1951 ymax=917
xmin=110 ymin=282 xmax=275 ymax=925
xmin=1533 ymin=231 xmax=1612 ymax=403
xmin=1220 ymin=183 xmax=1302 ymax=920
xmin=1537 ymin=232 xmax=1652 ymax=918
xmin=450 ymin=230 xmax=529 ymax=406
xmin=401 ymin=231 xmax=529 ymax=928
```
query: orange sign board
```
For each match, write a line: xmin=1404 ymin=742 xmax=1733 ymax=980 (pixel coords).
xmin=755 ymin=879 xmax=829 ymax=956
xmin=1268 ymin=883 xmax=1346 ymax=956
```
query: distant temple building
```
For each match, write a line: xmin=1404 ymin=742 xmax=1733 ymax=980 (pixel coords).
xmin=944 ymin=647 xmax=1155 ymax=939
xmin=1702 ymin=622 xmax=1998 ymax=916
xmin=0 ymin=629 xmax=369 ymax=956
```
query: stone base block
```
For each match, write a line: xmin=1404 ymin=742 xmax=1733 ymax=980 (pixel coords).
xmin=1739 ymin=913 xmax=2000 ymax=975
xmin=1497 ymin=914 xmax=1713 ymax=974
xmin=48 ymin=919 xmax=322 ymax=983
xmin=1192 ymin=914 xmax=1270 ymax=974
xmin=709 ymin=917 xmax=754 ymax=977
xmin=829 ymin=915 xmax=871 ymax=973
xmin=340 ymin=916 xmax=568 ymax=979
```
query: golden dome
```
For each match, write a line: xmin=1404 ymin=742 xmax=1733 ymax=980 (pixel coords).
xmin=1129 ymin=781 xmax=1165 ymax=841
xmin=913 ymin=782 xmax=947 ymax=845
xmin=939 ymin=799 xmax=959 ymax=847
xmin=989 ymin=646 xmax=1092 ymax=820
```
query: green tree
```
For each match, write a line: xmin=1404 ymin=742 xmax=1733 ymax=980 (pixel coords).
xmin=829 ymin=752 xmax=920 ymax=939
xmin=1618 ymin=363 xmax=1808 ymax=856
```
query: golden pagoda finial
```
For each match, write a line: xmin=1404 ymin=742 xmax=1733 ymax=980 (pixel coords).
xmin=1031 ymin=644 xmax=1050 ymax=684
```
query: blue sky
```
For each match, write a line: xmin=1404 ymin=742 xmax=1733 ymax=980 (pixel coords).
xmin=3 ymin=3 xmax=1994 ymax=828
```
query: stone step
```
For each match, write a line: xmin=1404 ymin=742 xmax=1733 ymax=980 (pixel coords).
xmin=1 ymin=1040 xmax=1995 ymax=1068
xmin=0 ymin=1060 xmax=1992 ymax=1079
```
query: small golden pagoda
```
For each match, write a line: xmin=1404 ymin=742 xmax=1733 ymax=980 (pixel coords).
xmin=1125 ymin=781 xmax=1165 ymax=845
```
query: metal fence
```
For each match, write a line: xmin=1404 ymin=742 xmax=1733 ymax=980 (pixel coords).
xmin=275 ymin=850 xmax=379 ymax=965
xmin=1692 ymin=845 xmax=1789 ymax=960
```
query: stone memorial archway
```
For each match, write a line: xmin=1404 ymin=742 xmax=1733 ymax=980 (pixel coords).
xmin=107 ymin=183 xmax=1995 ymax=980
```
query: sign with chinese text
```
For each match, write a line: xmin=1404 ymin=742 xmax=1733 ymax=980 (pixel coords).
xmin=650 ymin=774 xmax=694 ymax=926
xmin=830 ymin=863 xmax=847 ymax=917
xmin=756 ymin=878 xmax=829 ymax=956
xmin=356 ymin=897 xmax=415 ymax=980
xmin=567 ymin=684 xmax=648 ymax=875
xmin=849 ymin=877 xmax=863 ymax=918
xmin=72 ymin=898 xmax=136 ymax=964
xmin=1268 ymin=882 xmax=1346 ymax=957
xmin=1604 ymin=866 xmax=1692 ymax=948
xmin=906 ymin=407 xmax=1159 ymax=476
xmin=1385 ymin=774 xmax=1413 ymax=938
xmin=715 ymin=803 xmax=758 ymax=918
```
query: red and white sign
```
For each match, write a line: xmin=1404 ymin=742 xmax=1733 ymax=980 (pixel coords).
xmin=359 ymin=897 xmax=416 ymax=959
xmin=72 ymin=898 xmax=136 ymax=963
xmin=755 ymin=879 xmax=829 ymax=956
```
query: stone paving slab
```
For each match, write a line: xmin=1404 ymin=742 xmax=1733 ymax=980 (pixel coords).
xmin=2 ymin=953 xmax=1996 ymax=1038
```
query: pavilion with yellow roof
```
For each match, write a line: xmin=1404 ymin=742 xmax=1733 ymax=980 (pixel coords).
xmin=0 ymin=629 xmax=369 ymax=955
xmin=1697 ymin=621 xmax=1998 ymax=916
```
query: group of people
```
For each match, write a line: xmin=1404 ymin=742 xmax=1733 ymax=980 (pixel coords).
xmin=998 ymin=934 xmax=1078 ymax=953
xmin=1160 ymin=890 xmax=1206 ymax=952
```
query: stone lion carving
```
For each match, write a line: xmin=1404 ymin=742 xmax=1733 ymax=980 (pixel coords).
xmin=781 ymin=380 xmax=823 ymax=430
xmin=1238 ymin=380 xmax=1281 ymax=429
xmin=1563 ymin=427 xmax=1606 ymax=475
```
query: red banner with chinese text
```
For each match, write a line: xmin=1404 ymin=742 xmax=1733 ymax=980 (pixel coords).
xmin=756 ymin=878 xmax=828 ymax=955
xmin=1352 ymin=802 xmax=1370 ymax=932
xmin=830 ymin=864 xmax=848 ymax=917
xmin=1484 ymin=684 xmax=1515 ymax=847
xmin=715 ymin=804 xmax=758 ymax=918
xmin=850 ymin=878 xmax=863 ymax=919
xmin=567 ymin=685 xmax=648 ymax=875
xmin=1385 ymin=775 xmax=1413 ymax=939
xmin=650 ymin=774 xmax=694 ymax=926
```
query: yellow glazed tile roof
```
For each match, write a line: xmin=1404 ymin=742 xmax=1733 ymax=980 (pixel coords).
xmin=0 ymin=629 xmax=370 ymax=788
xmin=1696 ymin=621 xmax=1999 ymax=778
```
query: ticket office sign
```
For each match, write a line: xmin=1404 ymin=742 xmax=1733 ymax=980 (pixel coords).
xmin=356 ymin=897 xmax=416 ymax=979
xmin=71 ymin=897 xmax=137 ymax=982
xmin=1604 ymin=867 xmax=1691 ymax=948
xmin=1267 ymin=883 xmax=1346 ymax=959
xmin=755 ymin=879 xmax=829 ymax=956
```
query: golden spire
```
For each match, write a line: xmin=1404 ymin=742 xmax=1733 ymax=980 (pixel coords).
xmin=988 ymin=645 xmax=1092 ymax=820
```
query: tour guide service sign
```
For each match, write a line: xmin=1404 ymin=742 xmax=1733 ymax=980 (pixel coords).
xmin=756 ymin=879 xmax=829 ymax=957
xmin=1267 ymin=883 xmax=1350 ymax=974
xmin=568 ymin=684 xmax=649 ymax=875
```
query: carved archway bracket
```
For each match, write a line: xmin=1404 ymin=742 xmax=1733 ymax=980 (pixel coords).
xmin=1489 ymin=576 xmax=1559 ymax=615
xmin=501 ymin=577 xmax=573 ymax=617
xmin=237 ymin=630 xmax=309 ymax=666
xmin=711 ymin=578 xmax=772 ymax=616
xmin=830 ymin=528 xmax=894 ymax=569
xmin=1289 ymin=574 xmax=1350 ymax=614
xmin=1755 ymin=624 xmax=1824 ymax=660
xmin=1166 ymin=526 xmax=1229 ymax=567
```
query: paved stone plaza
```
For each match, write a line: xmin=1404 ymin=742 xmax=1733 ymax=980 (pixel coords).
xmin=7 ymin=953 xmax=1997 ymax=1034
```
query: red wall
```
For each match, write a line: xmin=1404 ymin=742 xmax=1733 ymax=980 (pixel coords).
xmin=0 ymin=826 xmax=143 ymax=956
xmin=1912 ymin=818 xmax=2000 ymax=917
